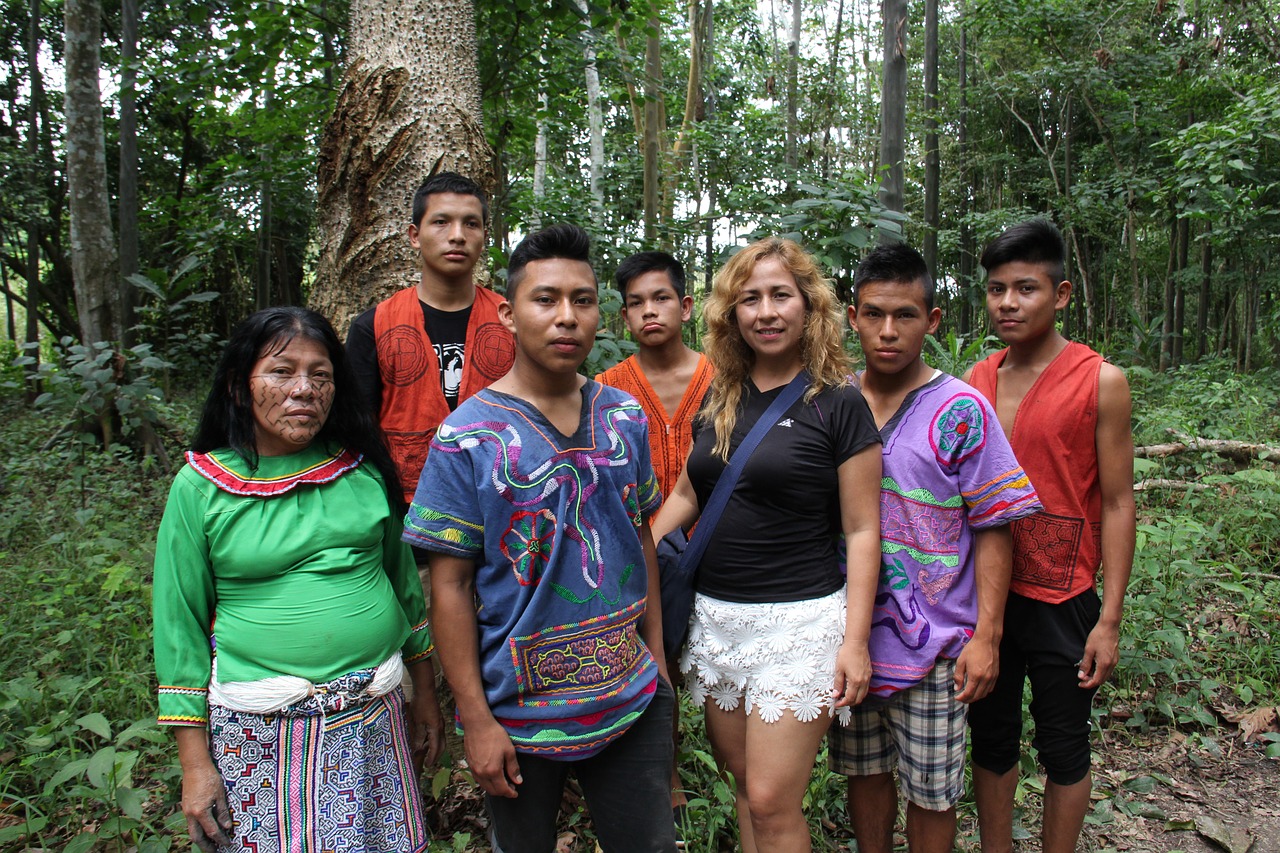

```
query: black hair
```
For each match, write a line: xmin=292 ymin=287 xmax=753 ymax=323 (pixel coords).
xmin=192 ymin=307 xmax=405 ymax=510
xmin=411 ymin=171 xmax=489 ymax=229
xmin=980 ymin=218 xmax=1066 ymax=285
xmin=615 ymin=251 xmax=687 ymax=301
xmin=852 ymin=243 xmax=936 ymax=311
xmin=506 ymin=223 xmax=595 ymax=298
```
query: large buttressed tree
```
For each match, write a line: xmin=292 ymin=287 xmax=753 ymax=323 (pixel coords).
xmin=311 ymin=0 xmax=495 ymax=334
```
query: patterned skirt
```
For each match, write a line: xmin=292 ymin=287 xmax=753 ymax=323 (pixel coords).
xmin=208 ymin=682 xmax=429 ymax=853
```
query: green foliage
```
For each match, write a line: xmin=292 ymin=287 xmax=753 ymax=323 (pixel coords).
xmin=16 ymin=339 xmax=172 ymax=450
xmin=128 ymin=255 xmax=223 ymax=394
xmin=0 ymin=400 xmax=181 ymax=850
xmin=923 ymin=331 xmax=1002 ymax=379
xmin=1116 ymin=360 xmax=1280 ymax=733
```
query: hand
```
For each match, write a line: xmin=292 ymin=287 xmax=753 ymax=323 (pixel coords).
xmin=409 ymin=694 xmax=446 ymax=774
xmin=1078 ymin=621 xmax=1120 ymax=689
xmin=464 ymin=717 xmax=522 ymax=798
xmin=832 ymin=640 xmax=871 ymax=708
xmin=954 ymin=635 xmax=999 ymax=703
xmin=181 ymin=760 xmax=233 ymax=853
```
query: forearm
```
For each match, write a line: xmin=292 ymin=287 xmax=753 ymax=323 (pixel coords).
xmin=971 ymin=526 xmax=1013 ymax=642
xmin=843 ymin=526 xmax=881 ymax=645
xmin=407 ymin=658 xmax=439 ymax=704
xmin=1097 ymin=499 xmax=1136 ymax=629
xmin=430 ymin=579 xmax=494 ymax=728
xmin=176 ymin=726 xmax=214 ymax=771
xmin=650 ymin=471 xmax=700 ymax=541
xmin=638 ymin=522 xmax=671 ymax=679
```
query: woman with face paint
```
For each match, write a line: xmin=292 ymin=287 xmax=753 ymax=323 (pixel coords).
xmin=151 ymin=307 xmax=442 ymax=853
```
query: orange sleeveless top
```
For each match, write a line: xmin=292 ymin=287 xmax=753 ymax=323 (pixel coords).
xmin=374 ymin=286 xmax=514 ymax=503
xmin=594 ymin=354 xmax=713 ymax=503
xmin=968 ymin=341 xmax=1103 ymax=603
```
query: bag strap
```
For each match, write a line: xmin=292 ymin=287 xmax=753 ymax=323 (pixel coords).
xmin=680 ymin=370 xmax=811 ymax=571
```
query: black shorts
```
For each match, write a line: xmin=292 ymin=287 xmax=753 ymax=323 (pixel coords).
xmin=968 ymin=588 xmax=1101 ymax=786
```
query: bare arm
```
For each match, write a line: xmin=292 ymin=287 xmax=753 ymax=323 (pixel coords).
xmin=638 ymin=521 xmax=673 ymax=681
xmin=175 ymin=727 xmax=233 ymax=852
xmin=955 ymin=525 xmax=1012 ymax=703
xmin=429 ymin=552 xmax=522 ymax=797
xmin=1079 ymin=363 xmax=1136 ymax=689
xmin=650 ymin=466 xmax=701 ymax=542
xmin=833 ymin=444 xmax=883 ymax=708
xmin=406 ymin=657 xmax=445 ymax=771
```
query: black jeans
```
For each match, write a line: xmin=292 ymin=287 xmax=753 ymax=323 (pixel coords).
xmin=487 ymin=677 xmax=677 ymax=853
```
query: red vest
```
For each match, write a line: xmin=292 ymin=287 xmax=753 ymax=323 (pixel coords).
xmin=969 ymin=341 xmax=1103 ymax=603
xmin=374 ymin=286 xmax=514 ymax=503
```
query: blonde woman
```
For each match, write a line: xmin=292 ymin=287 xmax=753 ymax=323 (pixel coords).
xmin=654 ymin=237 xmax=882 ymax=851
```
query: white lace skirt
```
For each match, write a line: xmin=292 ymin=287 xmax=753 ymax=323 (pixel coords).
xmin=680 ymin=588 xmax=851 ymax=725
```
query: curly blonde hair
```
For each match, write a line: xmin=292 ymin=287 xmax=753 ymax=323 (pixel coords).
xmin=702 ymin=236 xmax=851 ymax=460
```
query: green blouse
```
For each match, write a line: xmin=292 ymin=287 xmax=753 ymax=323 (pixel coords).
xmin=152 ymin=445 xmax=431 ymax=726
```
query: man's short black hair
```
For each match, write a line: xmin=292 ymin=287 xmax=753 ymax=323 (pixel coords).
xmin=615 ymin=251 xmax=687 ymax=301
xmin=980 ymin=218 xmax=1066 ymax=285
xmin=506 ymin=223 xmax=595 ymax=298
xmin=411 ymin=171 xmax=489 ymax=228
xmin=853 ymin=243 xmax=936 ymax=311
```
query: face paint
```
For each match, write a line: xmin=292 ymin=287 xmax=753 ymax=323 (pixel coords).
xmin=248 ymin=337 xmax=336 ymax=456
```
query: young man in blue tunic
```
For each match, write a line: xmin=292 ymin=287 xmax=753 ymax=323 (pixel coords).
xmin=404 ymin=223 xmax=677 ymax=853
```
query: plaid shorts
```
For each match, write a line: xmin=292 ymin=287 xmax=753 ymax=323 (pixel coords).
xmin=828 ymin=659 xmax=967 ymax=810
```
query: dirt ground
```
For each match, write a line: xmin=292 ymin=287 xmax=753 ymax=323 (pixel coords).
xmin=952 ymin=730 xmax=1280 ymax=853
xmin=428 ymin=724 xmax=1279 ymax=852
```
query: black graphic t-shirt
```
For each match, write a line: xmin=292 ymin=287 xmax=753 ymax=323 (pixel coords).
xmin=346 ymin=299 xmax=473 ymax=416
xmin=422 ymin=303 xmax=471 ymax=410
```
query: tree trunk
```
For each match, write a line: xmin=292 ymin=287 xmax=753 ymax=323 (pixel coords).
xmin=313 ymin=0 xmax=494 ymax=335
xmin=956 ymin=16 xmax=971 ymax=338
xmin=532 ymin=84 xmax=548 ymax=231
xmin=576 ymin=0 xmax=606 ymax=227
xmin=877 ymin=0 xmax=907 ymax=221
xmin=24 ymin=0 xmax=42 ymax=395
xmin=257 ymin=89 xmax=275 ymax=310
xmin=1173 ymin=216 xmax=1188 ymax=366
xmin=819 ymin=0 xmax=843 ymax=179
xmin=664 ymin=0 xmax=706 ymax=224
xmin=1196 ymin=222 xmax=1212 ymax=359
xmin=118 ymin=0 xmax=138 ymax=345
xmin=703 ymin=0 xmax=716 ymax=296
xmin=64 ymin=0 xmax=120 ymax=344
xmin=642 ymin=17 xmax=662 ymax=243
xmin=922 ymin=0 xmax=938 ymax=273
xmin=784 ymin=0 xmax=800 ymax=173
xmin=1160 ymin=210 xmax=1177 ymax=371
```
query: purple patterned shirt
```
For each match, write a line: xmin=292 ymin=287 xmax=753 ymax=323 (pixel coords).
xmin=864 ymin=372 xmax=1042 ymax=697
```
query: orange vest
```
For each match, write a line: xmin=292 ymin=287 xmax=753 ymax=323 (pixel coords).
xmin=968 ymin=341 xmax=1103 ymax=603
xmin=374 ymin=286 xmax=515 ymax=503
xmin=594 ymin=354 xmax=714 ymax=503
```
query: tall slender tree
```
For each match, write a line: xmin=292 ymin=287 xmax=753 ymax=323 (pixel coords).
xmin=878 ymin=0 xmax=908 ymax=222
xmin=64 ymin=0 xmax=120 ymax=344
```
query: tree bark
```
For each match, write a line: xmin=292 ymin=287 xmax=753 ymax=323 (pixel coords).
xmin=313 ymin=0 xmax=494 ymax=335
xmin=665 ymin=0 xmax=706 ymax=224
xmin=64 ymin=0 xmax=121 ymax=344
xmin=922 ymin=0 xmax=939 ymax=272
xmin=118 ymin=0 xmax=138 ymax=345
xmin=784 ymin=0 xmax=800 ymax=173
xmin=576 ymin=0 xmax=606 ymax=227
xmin=877 ymin=0 xmax=908 ymax=221
xmin=957 ymin=15 xmax=971 ymax=338
xmin=1196 ymin=222 xmax=1212 ymax=359
xmin=25 ymin=0 xmax=42 ymax=394
xmin=642 ymin=16 xmax=662 ymax=243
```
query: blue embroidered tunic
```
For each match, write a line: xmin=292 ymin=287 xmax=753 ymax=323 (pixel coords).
xmin=404 ymin=382 xmax=663 ymax=759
